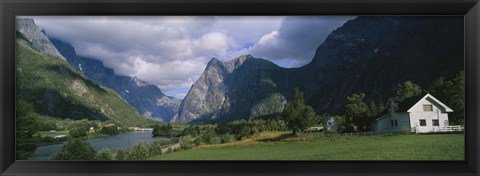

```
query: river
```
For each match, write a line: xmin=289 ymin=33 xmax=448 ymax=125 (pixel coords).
xmin=29 ymin=131 xmax=169 ymax=160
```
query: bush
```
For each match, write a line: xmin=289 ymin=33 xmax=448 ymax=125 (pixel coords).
xmin=221 ymin=134 xmax=235 ymax=143
xmin=401 ymin=127 xmax=411 ymax=135
xmin=127 ymin=142 xmax=151 ymax=160
xmin=51 ymin=139 xmax=96 ymax=160
xmin=115 ymin=149 xmax=128 ymax=160
xmin=69 ymin=127 xmax=88 ymax=138
xmin=96 ymin=148 xmax=113 ymax=160
xmin=152 ymin=124 xmax=173 ymax=137
xmin=100 ymin=126 xmax=119 ymax=135
xmin=179 ymin=135 xmax=194 ymax=150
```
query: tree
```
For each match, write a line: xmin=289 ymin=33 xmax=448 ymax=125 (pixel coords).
xmin=127 ymin=141 xmax=151 ymax=160
xmin=283 ymin=88 xmax=319 ymax=135
xmin=152 ymin=124 xmax=173 ymax=137
xmin=396 ymin=81 xmax=422 ymax=98
xmin=51 ymin=139 xmax=96 ymax=160
xmin=345 ymin=93 xmax=369 ymax=132
xmin=69 ymin=127 xmax=88 ymax=138
xmin=427 ymin=71 xmax=464 ymax=124
xmin=16 ymin=99 xmax=39 ymax=159
xmin=96 ymin=148 xmax=113 ymax=160
xmin=100 ymin=126 xmax=119 ymax=135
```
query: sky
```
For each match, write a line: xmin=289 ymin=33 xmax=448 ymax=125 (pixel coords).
xmin=29 ymin=16 xmax=354 ymax=99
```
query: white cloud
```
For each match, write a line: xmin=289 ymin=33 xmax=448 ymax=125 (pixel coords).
xmin=28 ymin=16 xmax=351 ymax=98
xmin=249 ymin=16 xmax=355 ymax=67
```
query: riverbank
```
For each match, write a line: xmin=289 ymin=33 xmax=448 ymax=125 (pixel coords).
xmin=30 ymin=131 xmax=169 ymax=160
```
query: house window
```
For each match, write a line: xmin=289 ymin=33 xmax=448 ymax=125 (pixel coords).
xmin=419 ymin=119 xmax=426 ymax=126
xmin=432 ymin=119 xmax=439 ymax=126
xmin=395 ymin=120 xmax=398 ymax=127
xmin=423 ymin=104 xmax=433 ymax=111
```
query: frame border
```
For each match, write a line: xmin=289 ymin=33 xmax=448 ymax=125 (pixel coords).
xmin=1 ymin=0 xmax=479 ymax=175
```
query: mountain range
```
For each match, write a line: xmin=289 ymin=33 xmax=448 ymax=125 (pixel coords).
xmin=173 ymin=16 xmax=464 ymax=123
xmin=50 ymin=39 xmax=181 ymax=122
xmin=15 ymin=18 xmax=153 ymax=127
xmin=16 ymin=16 xmax=464 ymax=124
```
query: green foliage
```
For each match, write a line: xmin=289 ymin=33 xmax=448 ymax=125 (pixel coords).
xmin=51 ymin=139 xmax=96 ymax=160
xmin=115 ymin=149 xmax=128 ymax=160
xmin=100 ymin=126 xmax=119 ymax=135
xmin=96 ymin=148 xmax=113 ymax=160
xmin=220 ymin=134 xmax=236 ymax=143
xmin=344 ymin=93 xmax=385 ymax=132
xmin=345 ymin=93 xmax=369 ymax=132
xmin=127 ymin=142 xmax=151 ymax=160
xmin=16 ymin=99 xmax=40 ymax=159
xmin=283 ymin=88 xmax=319 ymax=134
xmin=69 ymin=127 xmax=88 ymax=138
xmin=16 ymin=39 xmax=153 ymax=127
xmin=396 ymin=81 xmax=422 ymax=98
xmin=152 ymin=124 xmax=173 ymax=137
xmin=427 ymin=71 xmax=464 ymax=125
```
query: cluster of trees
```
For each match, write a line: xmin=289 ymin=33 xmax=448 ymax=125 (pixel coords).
xmin=181 ymin=118 xmax=287 ymax=146
xmin=152 ymin=124 xmax=173 ymax=137
xmin=337 ymin=70 xmax=464 ymax=132
xmin=283 ymin=88 xmax=321 ymax=135
xmin=16 ymin=100 xmax=40 ymax=159
xmin=343 ymin=93 xmax=385 ymax=132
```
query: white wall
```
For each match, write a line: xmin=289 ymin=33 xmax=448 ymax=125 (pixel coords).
xmin=408 ymin=98 xmax=449 ymax=132
xmin=376 ymin=113 xmax=410 ymax=131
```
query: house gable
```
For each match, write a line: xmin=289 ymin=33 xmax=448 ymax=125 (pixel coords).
xmin=406 ymin=94 xmax=453 ymax=113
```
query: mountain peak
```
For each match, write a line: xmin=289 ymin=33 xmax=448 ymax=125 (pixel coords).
xmin=16 ymin=18 xmax=66 ymax=60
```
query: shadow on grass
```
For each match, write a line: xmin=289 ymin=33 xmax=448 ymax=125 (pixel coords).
xmin=257 ymin=133 xmax=296 ymax=142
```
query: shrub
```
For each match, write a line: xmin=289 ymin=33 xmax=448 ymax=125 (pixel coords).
xmin=51 ymin=139 xmax=96 ymax=160
xmin=115 ymin=149 xmax=128 ymax=160
xmin=100 ymin=126 xmax=119 ymax=135
xmin=96 ymin=148 xmax=113 ymax=160
xmin=179 ymin=135 xmax=194 ymax=150
xmin=401 ymin=127 xmax=411 ymax=135
xmin=127 ymin=142 xmax=151 ymax=160
xmin=220 ymin=134 xmax=235 ymax=143
xmin=69 ymin=127 xmax=88 ymax=138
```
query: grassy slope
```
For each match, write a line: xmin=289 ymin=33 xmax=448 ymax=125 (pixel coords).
xmin=16 ymin=38 xmax=153 ymax=127
xmin=151 ymin=132 xmax=464 ymax=160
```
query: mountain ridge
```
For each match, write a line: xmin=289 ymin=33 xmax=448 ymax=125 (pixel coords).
xmin=50 ymin=39 xmax=181 ymax=122
xmin=173 ymin=16 xmax=464 ymax=123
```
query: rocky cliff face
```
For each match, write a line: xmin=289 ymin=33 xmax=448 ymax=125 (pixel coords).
xmin=50 ymin=39 xmax=181 ymax=122
xmin=174 ymin=16 xmax=464 ymax=123
xmin=172 ymin=55 xmax=288 ymax=123
xmin=16 ymin=18 xmax=66 ymax=60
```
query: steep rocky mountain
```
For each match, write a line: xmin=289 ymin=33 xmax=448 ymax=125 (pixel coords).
xmin=50 ymin=39 xmax=181 ymax=122
xmin=15 ymin=19 xmax=153 ymax=127
xmin=16 ymin=18 xmax=66 ymax=60
xmin=172 ymin=55 xmax=289 ymax=123
xmin=174 ymin=16 xmax=464 ymax=123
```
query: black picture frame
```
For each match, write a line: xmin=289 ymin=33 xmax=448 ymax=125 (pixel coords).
xmin=1 ymin=0 xmax=479 ymax=175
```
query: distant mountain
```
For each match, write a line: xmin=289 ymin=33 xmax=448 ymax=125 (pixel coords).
xmin=172 ymin=55 xmax=288 ymax=123
xmin=16 ymin=19 xmax=152 ymax=127
xmin=50 ymin=39 xmax=181 ymax=122
xmin=173 ymin=16 xmax=464 ymax=123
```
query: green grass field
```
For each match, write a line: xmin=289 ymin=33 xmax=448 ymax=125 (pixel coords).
xmin=37 ymin=130 xmax=69 ymax=138
xmin=150 ymin=132 xmax=464 ymax=160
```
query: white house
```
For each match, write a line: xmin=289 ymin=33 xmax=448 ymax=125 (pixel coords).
xmin=374 ymin=94 xmax=453 ymax=133
xmin=324 ymin=117 xmax=338 ymax=132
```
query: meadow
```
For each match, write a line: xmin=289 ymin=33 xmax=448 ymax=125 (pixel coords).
xmin=150 ymin=132 xmax=464 ymax=160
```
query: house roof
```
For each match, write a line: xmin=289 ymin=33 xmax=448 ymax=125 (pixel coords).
xmin=406 ymin=94 xmax=453 ymax=113
xmin=396 ymin=95 xmax=424 ymax=112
